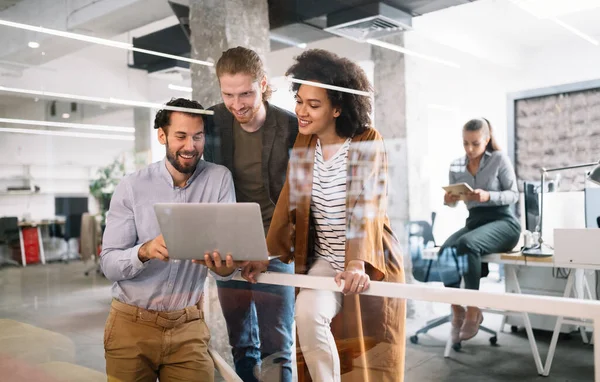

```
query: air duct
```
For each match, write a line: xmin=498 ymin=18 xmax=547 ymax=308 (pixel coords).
xmin=324 ymin=2 xmax=412 ymax=42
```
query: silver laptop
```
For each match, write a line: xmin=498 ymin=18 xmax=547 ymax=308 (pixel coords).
xmin=153 ymin=203 xmax=269 ymax=262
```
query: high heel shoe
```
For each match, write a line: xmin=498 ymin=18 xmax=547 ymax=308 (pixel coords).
xmin=459 ymin=309 xmax=483 ymax=342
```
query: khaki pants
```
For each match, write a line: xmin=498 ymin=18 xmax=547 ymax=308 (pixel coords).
xmin=104 ymin=299 xmax=213 ymax=382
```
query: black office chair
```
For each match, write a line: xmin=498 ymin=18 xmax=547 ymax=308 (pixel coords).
xmin=408 ymin=212 xmax=498 ymax=351
xmin=0 ymin=217 xmax=21 ymax=267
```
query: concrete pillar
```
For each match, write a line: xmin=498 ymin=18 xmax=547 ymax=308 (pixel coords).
xmin=189 ymin=0 xmax=270 ymax=367
xmin=190 ymin=0 xmax=270 ymax=107
xmin=133 ymin=107 xmax=153 ymax=169
xmin=371 ymin=34 xmax=415 ymax=317
xmin=371 ymin=34 xmax=409 ymax=239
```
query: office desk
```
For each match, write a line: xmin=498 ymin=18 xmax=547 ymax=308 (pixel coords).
xmin=484 ymin=252 xmax=598 ymax=376
xmin=17 ymin=219 xmax=65 ymax=266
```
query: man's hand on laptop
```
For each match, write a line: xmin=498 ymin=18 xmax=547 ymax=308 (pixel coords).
xmin=241 ymin=260 xmax=269 ymax=284
xmin=193 ymin=251 xmax=249 ymax=277
xmin=138 ymin=234 xmax=169 ymax=263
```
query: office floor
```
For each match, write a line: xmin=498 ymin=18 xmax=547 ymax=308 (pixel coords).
xmin=0 ymin=262 xmax=594 ymax=381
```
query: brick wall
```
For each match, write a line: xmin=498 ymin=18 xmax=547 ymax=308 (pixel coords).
xmin=515 ymin=88 xmax=600 ymax=191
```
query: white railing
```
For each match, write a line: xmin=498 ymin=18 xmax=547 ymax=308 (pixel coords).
xmin=219 ymin=272 xmax=600 ymax=381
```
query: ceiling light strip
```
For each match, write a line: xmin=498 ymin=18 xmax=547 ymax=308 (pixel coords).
xmin=0 ymin=126 xmax=134 ymax=141
xmin=0 ymin=118 xmax=135 ymax=133
xmin=0 ymin=19 xmax=213 ymax=66
xmin=509 ymin=1 xmax=600 ymax=46
xmin=366 ymin=38 xmax=461 ymax=68
xmin=551 ymin=18 xmax=599 ymax=46
xmin=0 ymin=86 xmax=214 ymax=115
xmin=168 ymin=84 xmax=193 ymax=92
xmin=287 ymin=77 xmax=371 ymax=97
xmin=270 ymin=34 xmax=307 ymax=49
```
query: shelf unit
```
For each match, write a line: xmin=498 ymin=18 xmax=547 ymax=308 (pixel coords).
xmin=0 ymin=163 xmax=94 ymax=195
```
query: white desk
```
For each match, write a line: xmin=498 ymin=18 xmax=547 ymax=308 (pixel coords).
xmin=484 ymin=252 xmax=598 ymax=376
xmin=423 ymin=247 xmax=547 ymax=374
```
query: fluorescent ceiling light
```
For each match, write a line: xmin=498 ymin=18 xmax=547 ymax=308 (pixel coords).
xmin=270 ymin=34 xmax=307 ymax=49
xmin=510 ymin=0 xmax=600 ymax=18
xmin=366 ymin=38 xmax=461 ymax=68
xmin=287 ymin=77 xmax=371 ymax=97
xmin=0 ymin=127 xmax=134 ymax=141
xmin=0 ymin=19 xmax=213 ymax=67
xmin=510 ymin=0 xmax=599 ymax=46
xmin=0 ymin=85 xmax=214 ymax=115
xmin=28 ymin=41 xmax=39 ymax=49
xmin=168 ymin=84 xmax=192 ymax=93
xmin=552 ymin=18 xmax=599 ymax=46
xmin=0 ymin=118 xmax=134 ymax=133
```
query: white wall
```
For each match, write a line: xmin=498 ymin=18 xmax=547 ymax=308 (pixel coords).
xmin=0 ymin=41 xmax=144 ymax=220
xmin=403 ymin=30 xmax=519 ymax=241
xmin=0 ymin=132 xmax=132 ymax=219
xmin=508 ymin=41 xmax=600 ymax=92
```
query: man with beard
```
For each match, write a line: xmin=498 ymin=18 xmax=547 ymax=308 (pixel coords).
xmin=100 ymin=98 xmax=246 ymax=382
xmin=203 ymin=47 xmax=298 ymax=382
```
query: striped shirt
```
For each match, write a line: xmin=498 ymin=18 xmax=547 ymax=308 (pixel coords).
xmin=311 ymin=138 xmax=351 ymax=272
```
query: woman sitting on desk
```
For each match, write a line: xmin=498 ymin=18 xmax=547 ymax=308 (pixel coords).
xmin=443 ymin=117 xmax=521 ymax=343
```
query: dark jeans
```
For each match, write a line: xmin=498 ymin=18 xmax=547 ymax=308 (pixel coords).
xmin=442 ymin=206 xmax=521 ymax=290
xmin=216 ymin=259 xmax=295 ymax=382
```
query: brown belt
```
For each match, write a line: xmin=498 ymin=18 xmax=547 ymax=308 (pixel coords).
xmin=111 ymin=297 xmax=204 ymax=329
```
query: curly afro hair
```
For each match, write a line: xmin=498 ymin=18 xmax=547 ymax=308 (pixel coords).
xmin=285 ymin=49 xmax=373 ymax=138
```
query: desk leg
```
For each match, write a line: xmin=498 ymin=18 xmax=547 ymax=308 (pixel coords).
xmin=444 ymin=335 xmax=452 ymax=358
xmin=595 ymin=321 xmax=600 ymax=382
xmin=18 ymin=227 xmax=26 ymax=267
xmin=37 ymin=226 xmax=46 ymax=265
xmin=507 ymin=265 xmax=544 ymax=375
xmin=542 ymin=270 xmax=575 ymax=376
xmin=581 ymin=272 xmax=594 ymax=344
xmin=499 ymin=313 xmax=507 ymax=333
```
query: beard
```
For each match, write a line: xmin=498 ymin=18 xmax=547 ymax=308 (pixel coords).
xmin=229 ymin=102 xmax=262 ymax=124
xmin=165 ymin=140 xmax=200 ymax=174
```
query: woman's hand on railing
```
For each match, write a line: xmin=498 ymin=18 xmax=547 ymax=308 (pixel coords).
xmin=335 ymin=260 xmax=370 ymax=295
xmin=241 ymin=260 xmax=270 ymax=283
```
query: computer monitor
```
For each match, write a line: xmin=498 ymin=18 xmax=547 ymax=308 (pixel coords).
xmin=523 ymin=180 xmax=557 ymax=232
xmin=584 ymin=187 xmax=600 ymax=228
xmin=54 ymin=197 xmax=89 ymax=217
xmin=523 ymin=182 xmax=540 ymax=232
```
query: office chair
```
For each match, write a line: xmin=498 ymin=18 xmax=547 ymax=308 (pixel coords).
xmin=0 ymin=217 xmax=20 ymax=267
xmin=408 ymin=213 xmax=498 ymax=352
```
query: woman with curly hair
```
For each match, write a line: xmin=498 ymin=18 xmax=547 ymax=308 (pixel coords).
xmin=243 ymin=49 xmax=406 ymax=382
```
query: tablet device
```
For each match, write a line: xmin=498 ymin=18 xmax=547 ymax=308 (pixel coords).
xmin=442 ymin=183 xmax=474 ymax=199
xmin=153 ymin=202 xmax=270 ymax=262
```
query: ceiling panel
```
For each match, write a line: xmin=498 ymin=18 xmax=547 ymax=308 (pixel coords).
xmin=0 ymin=0 xmax=22 ymax=12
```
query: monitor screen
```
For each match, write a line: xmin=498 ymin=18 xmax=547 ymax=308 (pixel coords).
xmin=523 ymin=182 xmax=540 ymax=232
xmin=585 ymin=187 xmax=600 ymax=228
xmin=54 ymin=197 xmax=89 ymax=216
